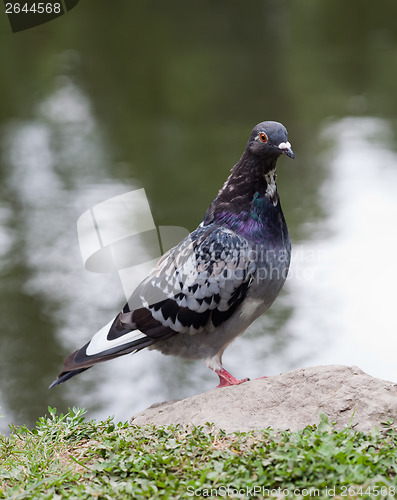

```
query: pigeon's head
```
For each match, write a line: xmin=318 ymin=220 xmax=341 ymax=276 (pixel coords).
xmin=247 ymin=121 xmax=295 ymax=160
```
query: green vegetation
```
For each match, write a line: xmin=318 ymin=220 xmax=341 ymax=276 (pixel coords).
xmin=1 ymin=408 xmax=396 ymax=499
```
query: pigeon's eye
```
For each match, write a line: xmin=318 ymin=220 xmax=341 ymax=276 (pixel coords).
xmin=259 ymin=132 xmax=268 ymax=143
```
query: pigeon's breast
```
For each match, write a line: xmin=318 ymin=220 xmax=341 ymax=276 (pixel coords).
xmin=244 ymin=202 xmax=291 ymax=306
xmin=249 ymin=240 xmax=290 ymax=307
xmin=213 ymin=201 xmax=291 ymax=306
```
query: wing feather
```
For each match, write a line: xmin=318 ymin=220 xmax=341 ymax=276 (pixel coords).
xmin=124 ymin=225 xmax=256 ymax=336
xmin=50 ymin=224 xmax=256 ymax=387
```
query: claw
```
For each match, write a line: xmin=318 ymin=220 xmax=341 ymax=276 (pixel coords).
xmin=215 ymin=368 xmax=250 ymax=388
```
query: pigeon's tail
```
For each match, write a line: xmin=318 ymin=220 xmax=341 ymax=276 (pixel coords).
xmin=49 ymin=367 xmax=90 ymax=388
xmin=49 ymin=312 xmax=156 ymax=388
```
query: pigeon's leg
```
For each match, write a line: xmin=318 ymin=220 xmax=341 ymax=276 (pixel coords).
xmin=215 ymin=367 xmax=250 ymax=388
xmin=207 ymin=353 xmax=250 ymax=388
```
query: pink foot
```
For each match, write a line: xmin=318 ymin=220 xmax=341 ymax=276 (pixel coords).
xmin=255 ymin=376 xmax=268 ymax=380
xmin=215 ymin=368 xmax=250 ymax=388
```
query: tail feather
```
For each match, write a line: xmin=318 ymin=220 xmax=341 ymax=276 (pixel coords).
xmin=49 ymin=313 xmax=156 ymax=388
xmin=50 ymin=303 xmax=180 ymax=388
xmin=49 ymin=367 xmax=90 ymax=388
xmin=49 ymin=336 xmax=155 ymax=388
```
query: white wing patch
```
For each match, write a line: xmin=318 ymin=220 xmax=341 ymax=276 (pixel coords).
xmin=86 ymin=319 xmax=146 ymax=356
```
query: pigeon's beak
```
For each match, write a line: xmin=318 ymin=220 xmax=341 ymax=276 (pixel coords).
xmin=278 ymin=141 xmax=295 ymax=159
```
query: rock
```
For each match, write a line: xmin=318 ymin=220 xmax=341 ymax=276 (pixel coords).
xmin=130 ymin=365 xmax=397 ymax=433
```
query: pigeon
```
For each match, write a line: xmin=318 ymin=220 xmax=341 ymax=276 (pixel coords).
xmin=50 ymin=121 xmax=294 ymax=389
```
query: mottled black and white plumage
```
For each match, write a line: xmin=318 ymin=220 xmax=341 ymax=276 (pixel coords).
xmin=50 ymin=121 xmax=294 ymax=389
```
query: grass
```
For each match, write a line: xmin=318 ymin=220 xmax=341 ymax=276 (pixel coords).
xmin=0 ymin=408 xmax=396 ymax=499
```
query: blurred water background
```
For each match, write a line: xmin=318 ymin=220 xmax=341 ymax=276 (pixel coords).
xmin=1 ymin=0 xmax=397 ymax=434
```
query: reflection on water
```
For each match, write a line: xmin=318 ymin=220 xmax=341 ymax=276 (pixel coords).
xmin=0 ymin=78 xmax=138 ymax=432
xmin=284 ymin=117 xmax=397 ymax=377
xmin=1 ymin=0 xmax=397 ymax=434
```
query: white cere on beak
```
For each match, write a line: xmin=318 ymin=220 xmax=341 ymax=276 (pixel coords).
xmin=278 ymin=141 xmax=292 ymax=151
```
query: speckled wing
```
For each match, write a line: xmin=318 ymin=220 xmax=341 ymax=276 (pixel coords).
xmin=120 ymin=224 xmax=257 ymax=338
xmin=52 ymin=225 xmax=257 ymax=386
